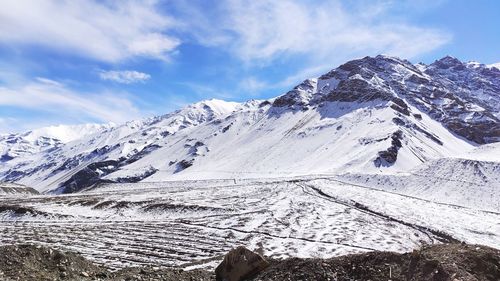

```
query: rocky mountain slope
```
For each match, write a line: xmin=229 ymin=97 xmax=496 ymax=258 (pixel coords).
xmin=0 ymin=55 xmax=498 ymax=193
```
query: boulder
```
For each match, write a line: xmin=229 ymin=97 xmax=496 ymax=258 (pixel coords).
xmin=215 ymin=246 xmax=269 ymax=281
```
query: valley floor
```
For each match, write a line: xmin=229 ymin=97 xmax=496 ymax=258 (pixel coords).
xmin=0 ymin=177 xmax=499 ymax=270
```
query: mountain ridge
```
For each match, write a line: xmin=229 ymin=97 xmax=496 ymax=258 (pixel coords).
xmin=0 ymin=55 xmax=498 ymax=193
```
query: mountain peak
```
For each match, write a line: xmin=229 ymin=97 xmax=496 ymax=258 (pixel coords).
xmin=1 ymin=55 xmax=499 ymax=194
xmin=187 ymin=99 xmax=242 ymax=116
xmin=487 ymin=63 xmax=500 ymax=70
xmin=431 ymin=55 xmax=464 ymax=69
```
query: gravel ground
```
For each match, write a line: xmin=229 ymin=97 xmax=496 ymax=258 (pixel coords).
xmin=0 ymin=243 xmax=498 ymax=281
xmin=252 ymin=243 xmax=500 ymax=281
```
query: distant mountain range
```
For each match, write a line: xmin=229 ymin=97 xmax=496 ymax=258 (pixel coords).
xmin=1 ymin=55 xmax=499 ymax=193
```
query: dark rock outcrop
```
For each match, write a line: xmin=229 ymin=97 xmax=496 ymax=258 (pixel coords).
xmin=215 ymin=246 xmax=269 ymax=281
xmin=56 ymin=144 xmax=161 ymax=193
xmin=374 ymin=130 xmax=403 ymax=167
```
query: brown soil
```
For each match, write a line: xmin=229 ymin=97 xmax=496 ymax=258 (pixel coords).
xmin=0 ymin=243 xmax=498 ymax=281
xmin=252 ymin=243 xmax=500 ymax=281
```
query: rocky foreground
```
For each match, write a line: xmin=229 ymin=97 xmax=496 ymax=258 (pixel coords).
xmin=0 ymin=243 xmax=499 ymax=281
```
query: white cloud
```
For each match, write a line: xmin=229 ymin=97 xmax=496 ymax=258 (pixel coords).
xmin=238 ymin=77 xmax=269 ymax=94
xmin=0 ymin=78 xmax=142 ymax=125
xmin=180 ymin=0 xmax=450 ymax=64
xmin=276 ymin=64 xmax=335 ymax=88
xmin=35 ymin=77 xmax=63 ymax=86
xmin=178 ymin=82 xmax=236 ymax=101
xmin=0 ymin=0 xmax=180 ymax=62
xmin=172 ymin=0 xmax=451 ymax=89
xmin=99 ymin=70 xmax=151 ymax=84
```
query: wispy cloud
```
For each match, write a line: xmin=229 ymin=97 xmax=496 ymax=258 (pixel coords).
xmin=276 ymin=64 xmax=335 ymax=88
xmin=0 ymin=77 xmax=142 ymax=125
xmin=99 ymin=70 xmax=151 ymax=84
xmin=0 ymin=0 xmax=455 ymax=132
xmin=177 ymin=82 xmax=237 ymax=101
xmin=238 ymin=77 xmax=269 ymax=95
xmin=0 ymin=0 xmax=180 ymax=62
xmin=178 ymin=0 xmax=450 ymax=64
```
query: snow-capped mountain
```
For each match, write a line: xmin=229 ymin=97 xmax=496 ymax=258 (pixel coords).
xmin=0 ymin=123 xmax=113 ymax=161
xmin=488 ymin=63 xmax=500 ymax=70
xmin=0 ymin=55 xmax=498 ymax=194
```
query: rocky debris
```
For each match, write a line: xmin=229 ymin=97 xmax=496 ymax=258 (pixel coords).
xmin=0 ymin=244 xmax=106 ymax=281
xmin=251 ymin=243 xmax=500 ymax=281
xmin=0 ymin=244 xmax=213 ymax=281
xmin=0 ymin=243 xmax=498 ymax=281
xmin=0 ymin=205 xmax=44 ymax=217
xmin=111 ymin=267 xmax=214 ymax=281
xmin=215 ymin=246 xmax=269 ymax=281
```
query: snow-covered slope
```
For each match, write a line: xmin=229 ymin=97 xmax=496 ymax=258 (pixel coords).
xmin=23 ymin=123 xmax=114 ymax=143
xmin=488 ymin=63 xmax=500 ymax=70
xmin=0 ymin=123 xmax=112 ymax=161
xmin=338 ymin=143 xmax=500 ymax=211
xmin=0 ymin=182 xmax=38 ymax=195
xmin=0 ymin=55 xmax=498 ymax=194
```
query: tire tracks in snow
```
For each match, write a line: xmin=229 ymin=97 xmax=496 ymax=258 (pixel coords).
xmin=294 ymin=182 xmax=460 ymax=244
xmin=322 ymin=177 xmax=500 ymax=215
xmin=174 ymin=220 xmax=378 ymax=252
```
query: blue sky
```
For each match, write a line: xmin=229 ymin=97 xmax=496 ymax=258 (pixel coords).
xmin=0 ymin=0 xmax=498 ymax=133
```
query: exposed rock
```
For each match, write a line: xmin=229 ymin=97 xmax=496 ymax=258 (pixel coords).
xmin=374 ymin=130 xmax=404 ymax=167
xmin=0 ymin=182 xmax=38 ymax=195
xmin=0 ymin=154 xmax=14 ymax=162
xmin=222 ymin=123 xmax=232 ymax=133
xmin=215 ymin=246 xmax=269 ymax=281
xmin=272 ymin=55 xmax=500 ymax=144
xmin=272 ymin=79 xmax=317 ymax=109
xmin=1 ymin=243 xmax=498 ymax=281
xmin=56 ymin=144 xmax=161 ymax=193
xmin=114 ymin=166 xmax=158 ymax=183
xmin=0 ymin=244 xmax=213 ymax=281
xmin=176 ymin=159 xmax=194 ymax=173
xmin=250 ymin=243 xmax=500 ymax=281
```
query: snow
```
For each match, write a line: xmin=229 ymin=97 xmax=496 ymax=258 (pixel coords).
xmin=0 ymin=182 xmax=37 ymax=195
xmin=0 ymin=54 xmax=498 ymax=269
xmin=0 ymin=177 xmax=498 ymax=269
xmin=487 ymin=63 xmax=500 ymax=70
xmin=1 ymin=93 xmax=479 ymax=195
xmin=338 ymin=144 xmax=500 ymax=212
xmin=23 ymin=123 xmax=114 ymax=143
xmin=463 ymin=142 xmax=500 ymax=162
xmin=2 ymin=55 xmax=498 ymax=195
